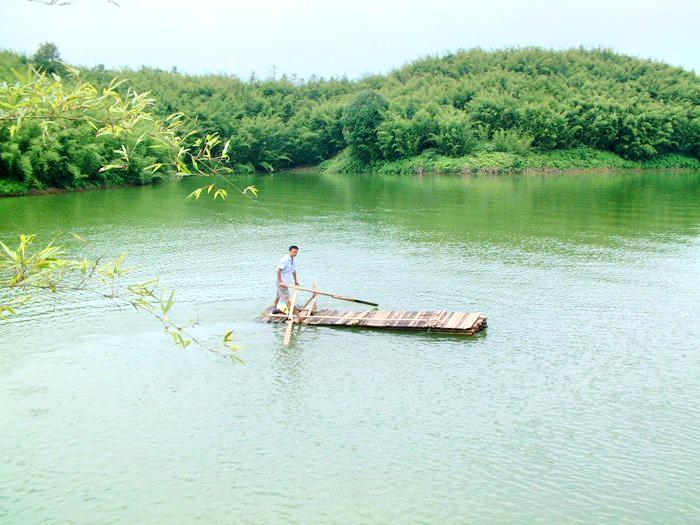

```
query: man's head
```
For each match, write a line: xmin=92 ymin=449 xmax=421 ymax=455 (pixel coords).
xmin=289 ymin=245 xmax=299 ymax=258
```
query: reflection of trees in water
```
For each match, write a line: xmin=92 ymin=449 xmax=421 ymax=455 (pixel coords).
xmin=309 ymin=171 xmax=700 ymax=247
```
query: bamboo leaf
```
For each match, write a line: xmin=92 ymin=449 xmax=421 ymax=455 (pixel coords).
xmin=99 ymin=164 xmax=126 ymax=172
xmin=0 ymin=241 xmax=17 ymax=262
xmin=243 ymin=185 xmax=259 ymax=197
xmin=186 ymin=187 xmax=204 ymax=201
xmin=161 ymin=290 xmax=175 ymax=314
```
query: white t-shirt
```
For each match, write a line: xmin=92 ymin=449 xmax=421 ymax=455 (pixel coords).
xmin=277 ymin=254 xmax=297 ymax=284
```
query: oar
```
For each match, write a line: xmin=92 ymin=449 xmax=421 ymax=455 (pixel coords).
xmin=287 ymin=284 xmax=378 ymax=307
xmin=283 ymin=286 xmax=298 ymax=346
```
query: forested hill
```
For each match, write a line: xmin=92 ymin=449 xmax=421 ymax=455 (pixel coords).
xmin=1 ymin=47 xmax=699 ymax=194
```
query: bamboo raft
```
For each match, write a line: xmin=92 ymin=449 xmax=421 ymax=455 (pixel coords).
xmin=258 ymin=283 xmax=487 ymax=344
xmin=258 ymin=307 xmax=487 ymax=334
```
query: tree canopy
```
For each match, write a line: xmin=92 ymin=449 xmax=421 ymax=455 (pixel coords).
xmin=32 ymin=42 xmax=63 ymax=75
xmin=342 ymin=90 xmax=389 ymax=162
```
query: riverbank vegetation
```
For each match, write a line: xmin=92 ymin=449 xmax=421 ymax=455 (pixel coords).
xmin=1 ymin=46 xmax=698 ymax=195
xmin=0 ymin=47 xmax=249 ymax=199
xmin=323 ymin=148 xmax=700 ymax=175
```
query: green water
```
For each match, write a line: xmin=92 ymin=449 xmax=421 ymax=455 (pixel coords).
xmin=1 ymin=171 xmax=699 ymax=524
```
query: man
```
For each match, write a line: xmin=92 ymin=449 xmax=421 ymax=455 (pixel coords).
xmin=272 ymin=245 xmax=299 ymax=314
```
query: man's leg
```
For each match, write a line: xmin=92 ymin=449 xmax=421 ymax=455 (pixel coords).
xmin=273 ymin=282 xmax=289 ymax=313
xmin=281 ymin=286 xmax=292 ymax=312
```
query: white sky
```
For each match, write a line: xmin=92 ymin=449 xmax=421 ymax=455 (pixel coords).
xmin=1 ymin=0 xmax=698 ymax=78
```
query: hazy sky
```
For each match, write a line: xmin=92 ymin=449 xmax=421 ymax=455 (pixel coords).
xmin=1 ymin=0 xmax=698 ymax=78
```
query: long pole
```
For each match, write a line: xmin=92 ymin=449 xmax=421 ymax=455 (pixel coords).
xmin=287 ymin=284 xmax=378 ymax=307
xmin=283 ymin=286 xmax=298 ymax=346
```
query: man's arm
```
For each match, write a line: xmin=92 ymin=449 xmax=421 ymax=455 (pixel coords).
xmin=277 ymin=268 xmax=285 ymax=286
xmin=293 ymin=271 xmax=299 ymax=286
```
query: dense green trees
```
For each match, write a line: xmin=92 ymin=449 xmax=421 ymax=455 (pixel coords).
xmin=0 ymin=62 xmax=238 ymax=196
xmin=341 ymin=90 xmax=388 ymax=162
xmin=0 ymin=66 xmax=170 ymax=194
xmin=1 ymin=45 xmax=698 ymax=194
xmin=0 ymin=121 xmax=169 ymax=191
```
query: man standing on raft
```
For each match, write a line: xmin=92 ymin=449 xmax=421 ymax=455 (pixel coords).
xmin=272 ymin=245 xmax=300 ymax=314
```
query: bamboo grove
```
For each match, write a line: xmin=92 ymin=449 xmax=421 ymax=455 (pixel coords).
xmin=1 ymin=45 xmax=699 ymax=194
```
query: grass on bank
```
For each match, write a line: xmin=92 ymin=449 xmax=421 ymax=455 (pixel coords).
xmin=320 ymin=148 xmax=700 ymax=175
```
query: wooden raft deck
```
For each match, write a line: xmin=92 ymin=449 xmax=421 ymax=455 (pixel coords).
xmin=257 ymin=308 xmax=487 ymax=335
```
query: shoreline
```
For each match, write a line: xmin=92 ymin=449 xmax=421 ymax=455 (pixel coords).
xmin=1 ymin=164 xmax=698 ymax=199
xmin=0 ymin=182 xmax=149 ymax=199
xmin=320 ymin=165 xmax=700 ymax=177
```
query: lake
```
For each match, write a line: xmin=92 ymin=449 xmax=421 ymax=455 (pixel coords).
xmin=1 ymin=170 xmax=699 ymax=524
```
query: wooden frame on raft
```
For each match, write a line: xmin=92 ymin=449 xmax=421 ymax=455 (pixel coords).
xmin=283 ymin=281 xmax=323 ymax=345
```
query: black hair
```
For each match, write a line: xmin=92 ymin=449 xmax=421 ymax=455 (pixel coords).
xmin=289 ymin=245 xmax=299 ymax=251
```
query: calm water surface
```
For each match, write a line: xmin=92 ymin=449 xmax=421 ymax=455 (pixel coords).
xmin=1 ymin=171 xmax=699 ymax=524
